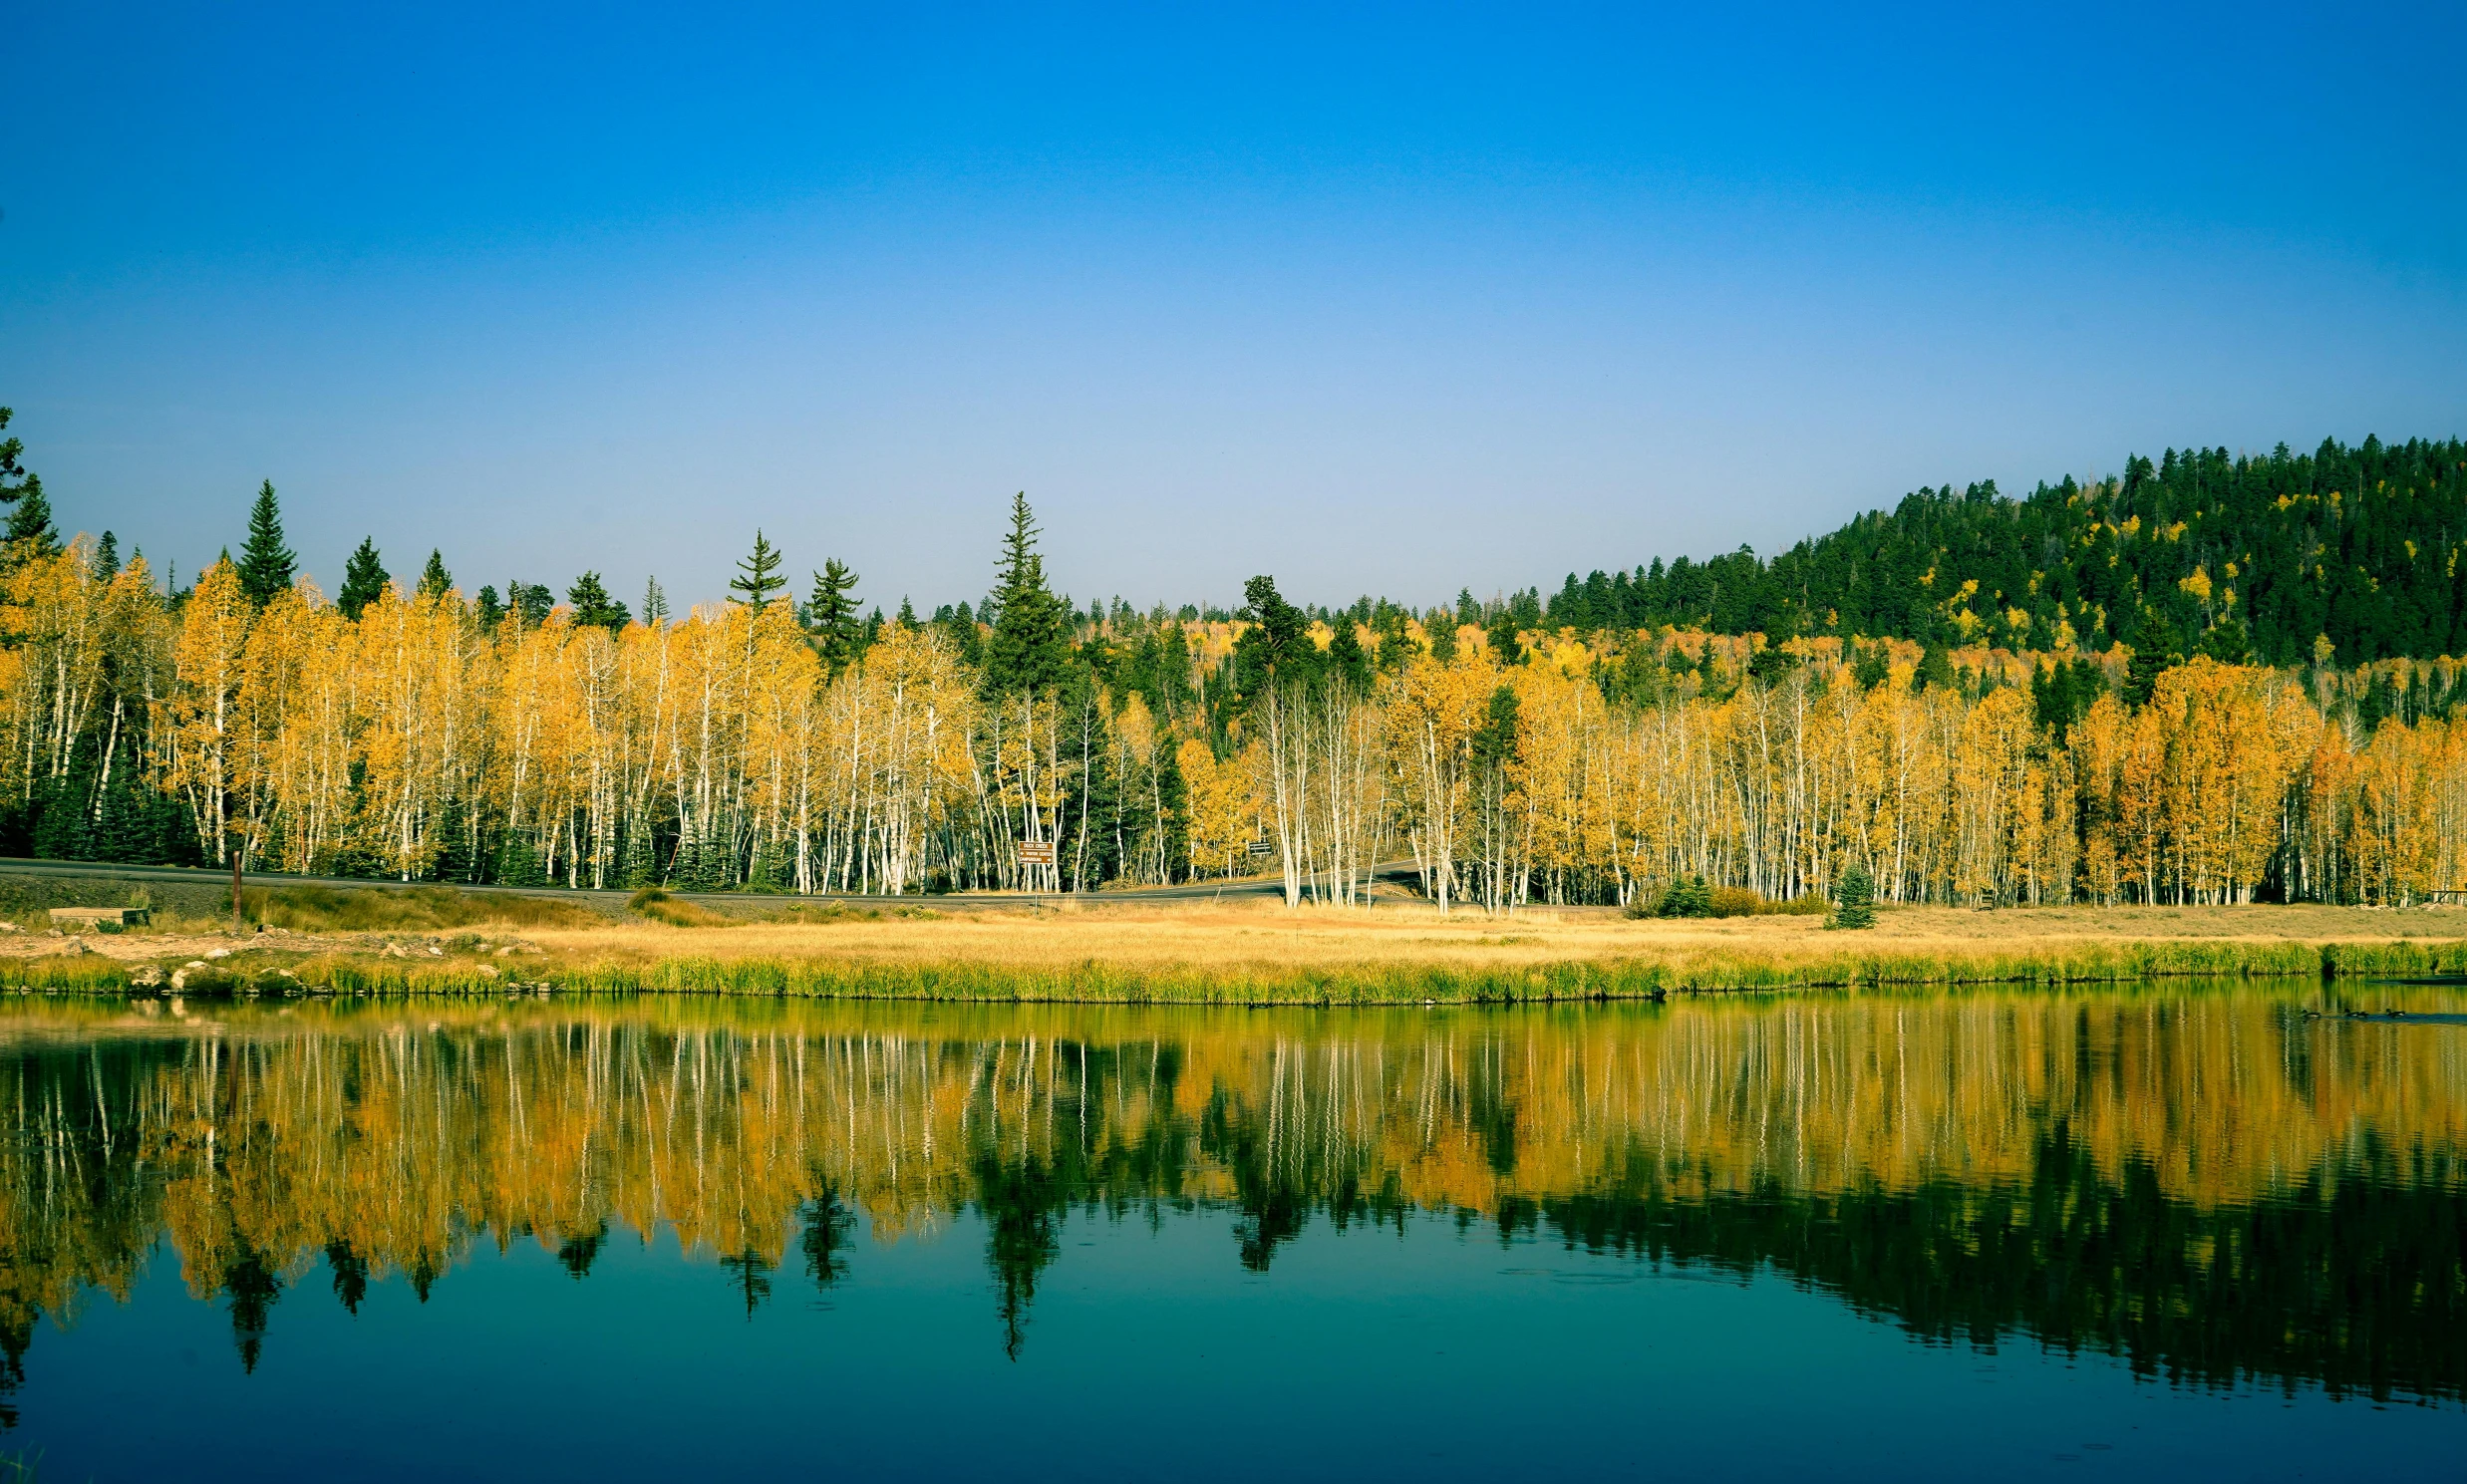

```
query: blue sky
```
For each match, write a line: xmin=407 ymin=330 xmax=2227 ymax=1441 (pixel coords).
xmin=6 ymin=3 xmax=2463 ymax=615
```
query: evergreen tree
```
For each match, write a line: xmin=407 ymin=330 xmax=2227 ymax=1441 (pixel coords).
xmin=0 ymin=409 xmax=32 ymax=507
xmin=641 ymin=576 xmax=669 ymax=628
xmin=503 ymin=580 xmax=553 ymax=626
xmin=338 ymin=537 xmax=390 ymax=620
xmin=416 ymin=549 xmax=453 ymax=601
xmin=566 ymin=571 xmax=631 ymax=631
xmin=2123 ymin=608 xmax=2184 ymax=707
xmin=0 ymin=408 xmax=56 ymax=565
xmin=731 ymin=530 xmax=787 ymax=608
xmin=2 ymin=475 xmax=56 ymax=562
xmin=1851 ymin=640 xmax=1891 ymax=691
xmin=2200 ymin=616 xmax=2254 ymax=664
xmin=807 ymin=558 xmax=862 ymax=669
xmin=1915 ymin=642 xmax=1955 ymax=692
xmin=236 ymin=481 xmax=296 ymax=605
xmin=91 ymin=531 xmax=121 ymax=584
xmin=622 ymin=817 xmax=660 ymax=890
xmin=476 ymin=585 xmax=506 ymax=628
xmin=1654 ymin=874 xmax=1712 ymax=918
xmin=982 ymin=494 xmax=1072 ymax=697
xmin=1827 ymin=861 xmax=1878 ymax=930
xmin=1326 ymin=617 xmax=1371 ymax=693
xmin=1234 ymin=574 xmax=1310 ymax=696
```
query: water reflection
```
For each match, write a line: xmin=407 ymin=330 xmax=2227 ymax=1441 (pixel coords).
xmin=0 ymin=984 xmax=2461 ymax=1408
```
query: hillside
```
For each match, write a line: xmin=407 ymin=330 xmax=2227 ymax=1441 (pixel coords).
xmin=1537 ymin=436 xmax=2467 ymax=664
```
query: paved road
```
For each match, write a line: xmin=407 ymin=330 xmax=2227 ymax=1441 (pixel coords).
xmin=0 ymin=854 xmax=1429 ymax=911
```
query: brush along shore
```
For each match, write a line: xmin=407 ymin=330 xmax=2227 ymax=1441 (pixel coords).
xmin=0 ymin=888 xmax=2458 ymax=1002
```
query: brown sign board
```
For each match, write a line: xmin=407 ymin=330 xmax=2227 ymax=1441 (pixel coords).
xmin=1017 ymin=841 xmax=1057 ymax=865
xmin=1246 ymin=839 xmax=1275 ymax=856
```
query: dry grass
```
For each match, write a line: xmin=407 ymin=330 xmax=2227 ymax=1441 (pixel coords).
xmin=0 ymin=894 xmax=2460 ymax=1002
xmin=521 ymin=896 xmax=2467 ymax=971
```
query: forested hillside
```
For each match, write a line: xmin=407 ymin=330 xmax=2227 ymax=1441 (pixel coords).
xmin=0 ymin=407 xmax=2461 ymax=908
xmin=1532 ymin=437 xmax=2467 ymax=664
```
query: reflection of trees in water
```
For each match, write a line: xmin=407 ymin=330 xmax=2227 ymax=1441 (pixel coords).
xmin=0 ymin=991 xmax=2459 ymax=1396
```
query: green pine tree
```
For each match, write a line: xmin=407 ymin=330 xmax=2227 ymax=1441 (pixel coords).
xmin=91 ymin=531 xmax=121 ymax=584
xmin=731 ymin=531 xmax=787 ymax=608
xmin=0 ymin=408 xmax=57 ymax=566
xmin=416 ymin=549 xmax=453 ymax=601
xmin=236 ymin=481 xmax=296 ymax=605
xmin=807 ymin=558 xmax=862 ymax=669
xmin=641 ymin=576 xmax=669 ymax=628
xmin=982 ymin=494 xmax=1072 ymax=697
xmin=338 ymin=538 xmax=390 ymax=620
xmin=1826 ymin=860 xmax=1878 ymax=930
xmin=0 ymin=409 xmax=32 ymax=506
xmin=2123 ymin=608 xmax=2184 ymax=707
xmin=1915 ymin=642 xmax=1956 ymax=692
xmin=566 ymin=571 xmax=631 ymax=631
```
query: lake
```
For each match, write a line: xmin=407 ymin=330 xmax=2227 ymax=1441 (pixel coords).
xmin=1 ymin=981 xmax=2462 ymax=1480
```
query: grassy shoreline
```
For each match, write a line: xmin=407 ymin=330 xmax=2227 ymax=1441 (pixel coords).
xmin=2 ymin=898 xmax=2462 ymax=1004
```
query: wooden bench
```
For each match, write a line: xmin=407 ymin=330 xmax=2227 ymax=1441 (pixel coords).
xmin=49 ymin=906 xmax=150 ymax=930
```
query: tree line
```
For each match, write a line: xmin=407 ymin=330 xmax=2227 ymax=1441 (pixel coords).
xmin=0 ymin=409 xmax=2460 ymax=905
xmin=1520 ymin=435 xmax=2467 ymax=666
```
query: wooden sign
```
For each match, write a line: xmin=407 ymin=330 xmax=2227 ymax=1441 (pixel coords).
xmin=1017 ymin=841 xmax=1057 ymax=866
xmin=1246 ymin=839 xmax=1275 ymax=856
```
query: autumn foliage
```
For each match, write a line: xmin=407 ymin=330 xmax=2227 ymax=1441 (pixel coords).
xmin=1 ymin=538 xmax=2463 ymax=907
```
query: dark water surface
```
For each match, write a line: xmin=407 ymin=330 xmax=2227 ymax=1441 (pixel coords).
xmin=3 ymin=981 xmax=2464 ymax=1481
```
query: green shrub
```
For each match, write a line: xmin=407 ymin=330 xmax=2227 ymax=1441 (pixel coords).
xmin=1827 ymin=862 xmax=1878 ymax=930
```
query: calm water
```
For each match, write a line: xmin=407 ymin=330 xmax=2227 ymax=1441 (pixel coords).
xmin=2 ymin=982 xmax=2463 ymax=1481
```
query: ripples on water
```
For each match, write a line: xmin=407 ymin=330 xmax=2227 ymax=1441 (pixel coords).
xmin=1 ymin=981 xmax=2462 ymax=1480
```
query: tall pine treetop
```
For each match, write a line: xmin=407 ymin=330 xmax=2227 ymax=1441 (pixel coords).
xmin=416 ymin=549 xmax=453 ymax=602
xmin=0 ymin=409 xmax=58 ymax=565
xmin=338 ymin=537 xmax=390 ymax=620
xmin=731 ymin=530 xmax=787 ymax=608
xmin=236 ymin=480 xmax=296 ymax=605
xmin=0 ymin=409 xmax=30 ymax=507
xmin=982 ymin=492 xmax=1071 ymax=697
xmin=566 ymin=571 xmax=631 ymax=631
xmin=808 ymin=558 xmax=862 ymax=671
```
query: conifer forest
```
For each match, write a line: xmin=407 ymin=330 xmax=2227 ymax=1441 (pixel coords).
xmin=2 ymin=411 xmax=2463 ymax=910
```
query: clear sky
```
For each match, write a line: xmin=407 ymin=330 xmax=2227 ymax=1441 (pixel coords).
xmin=6 ymin=2 xmax=2463 ymax=617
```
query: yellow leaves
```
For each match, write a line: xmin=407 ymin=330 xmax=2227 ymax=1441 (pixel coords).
xmin=1179 ymin=738 xmax=1258 ymax=876
xmin=1538 ymin=635 xmax=1592 ymax=677
xmin=2178 ymin=567 xmax=2213 ymax=605
xmin=2119 ymin=514 xmax=2142 ymax=537
xmin=2004 ymin=607 xmax=2030 ymax=635
xmin=2162 ymin=521 xmax=2188 ymax=542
